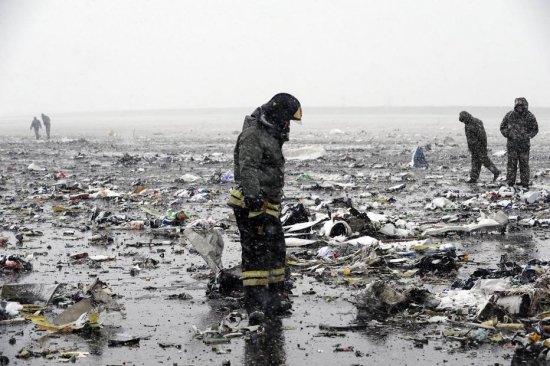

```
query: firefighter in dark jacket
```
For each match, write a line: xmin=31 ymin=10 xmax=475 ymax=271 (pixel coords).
xmin=229 ymin=93 xmax=302 ymax=321
xmin=500 ymin=97 xmax=538 ymax=188
xmin=459 ymin=111 xmax=500 ymax=183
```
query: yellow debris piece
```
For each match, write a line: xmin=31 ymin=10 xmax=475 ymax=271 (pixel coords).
xmin=60 ymin=351 xmax=90 ymax=359
xmin=53 ymin=205 xmax=79 ymax=213
xmin=22 ymin=311 xmax=100 ymax=333
xmin=529 ymin=333 xmax=542 ymax=342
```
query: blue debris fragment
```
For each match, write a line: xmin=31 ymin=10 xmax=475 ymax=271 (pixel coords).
xmin=410 ymin=146 xmax=429 ymax=168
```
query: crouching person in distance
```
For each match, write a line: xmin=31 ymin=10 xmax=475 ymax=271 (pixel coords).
xmin=459 ymin=111 xmax=500 ymax=183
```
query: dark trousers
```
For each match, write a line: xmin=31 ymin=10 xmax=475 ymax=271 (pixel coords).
xmin=470 ymin=153 xmax=499 ymax=181
xmin=44 ymin=124 xmax=50 ymax=139
xmin=234 ymin=208 xmax=286 ymax=314
xmin=33 ymin=128 xmax=40 ymax=140
xmin=507 ymin=143 xmax=530 ymax=186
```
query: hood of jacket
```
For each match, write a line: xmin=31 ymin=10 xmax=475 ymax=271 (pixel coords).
xmin=514 ymin=97 xmax=529 ymax=113
xmin=459 ymin=111 xmax=473 ymax=123
xmin=241 ymin=94 xmax=301 ymax=144
xmin=242 ymin=107 xmax=288 ymax=144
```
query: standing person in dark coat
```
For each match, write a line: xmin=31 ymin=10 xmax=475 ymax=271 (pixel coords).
xmin=41 ymin=113 xmax=51 ymax=139
xmin=459 ymin=111 xmax=500 ymax=183
xmin=228 ymin=93 xmax=302 ymax=324
xmin=30 ymin=117 xmax=42 ymax=140
xmin=500 ymin=98 xmax=538 ymax=189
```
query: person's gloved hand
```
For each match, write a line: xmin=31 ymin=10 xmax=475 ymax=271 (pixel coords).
xmin=244 ymin=195 xmax=265 ymax=211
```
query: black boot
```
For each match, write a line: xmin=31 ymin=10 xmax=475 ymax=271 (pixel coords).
xmin=248 ymin=311 xmax=266 ymax=326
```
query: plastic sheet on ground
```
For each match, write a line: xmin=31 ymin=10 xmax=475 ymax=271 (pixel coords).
xmin=409 ymin=146 xmax=428 ymax=168
xmin=284 ymin=146 xmax=327 ymax=161
xmin=284 ymin=216 xmax=329 ymax=234
xmin=0 ymin=301 xmax=23 ymax=320
xmin=0 ymin=283 xmax=61 ymax=305
xmin=345 ymin=236 xmax=379 ymax=246
xmin=183 ymin=220 xmax=224 ymax=272
xmin=421 ymin=211 xmax=508 ymax=237
xmin=285 ymin=238 xmax=322 ymax=247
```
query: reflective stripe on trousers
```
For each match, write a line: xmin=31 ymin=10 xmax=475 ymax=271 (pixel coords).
xmin=242 ymin=268 xmax=285 ymax=287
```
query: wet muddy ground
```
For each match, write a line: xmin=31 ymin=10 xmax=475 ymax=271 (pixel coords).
xmin=1 ymin=116 xmax=550 ymax=365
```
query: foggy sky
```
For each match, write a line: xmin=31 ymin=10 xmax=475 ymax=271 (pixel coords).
xmin=0 ymin=0 xmax=549 ymax=116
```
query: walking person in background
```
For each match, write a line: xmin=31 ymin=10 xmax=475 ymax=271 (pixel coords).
xmin=30 ymin=116 xmax=42 ymax=140
xmin=500 ymin=98 xmax=538 ymax=189
xmin=459 ymin=111 xmax=500 ymax=183
xmin=41 ymin=113 xmax=51 ymax=139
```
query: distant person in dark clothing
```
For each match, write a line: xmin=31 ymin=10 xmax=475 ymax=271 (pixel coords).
xmin=459 ymin=111 xmax=500 ymax=183
xmin=30 ymin=116 xmax=42 ymax=140
xmin=41 ymin=113 xmax=51 ymax=139
xmin=500 ymin=98 xmax=538 ymax=189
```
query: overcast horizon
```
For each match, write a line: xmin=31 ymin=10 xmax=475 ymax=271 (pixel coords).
xmin=6 ymin=105 xmax=550 ymax=120
xmin=1 ymin=0 xmax=549 ymax=118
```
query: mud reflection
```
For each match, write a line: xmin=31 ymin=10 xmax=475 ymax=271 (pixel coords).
xmin=244 ymin=318 xmax=286 ymax=366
